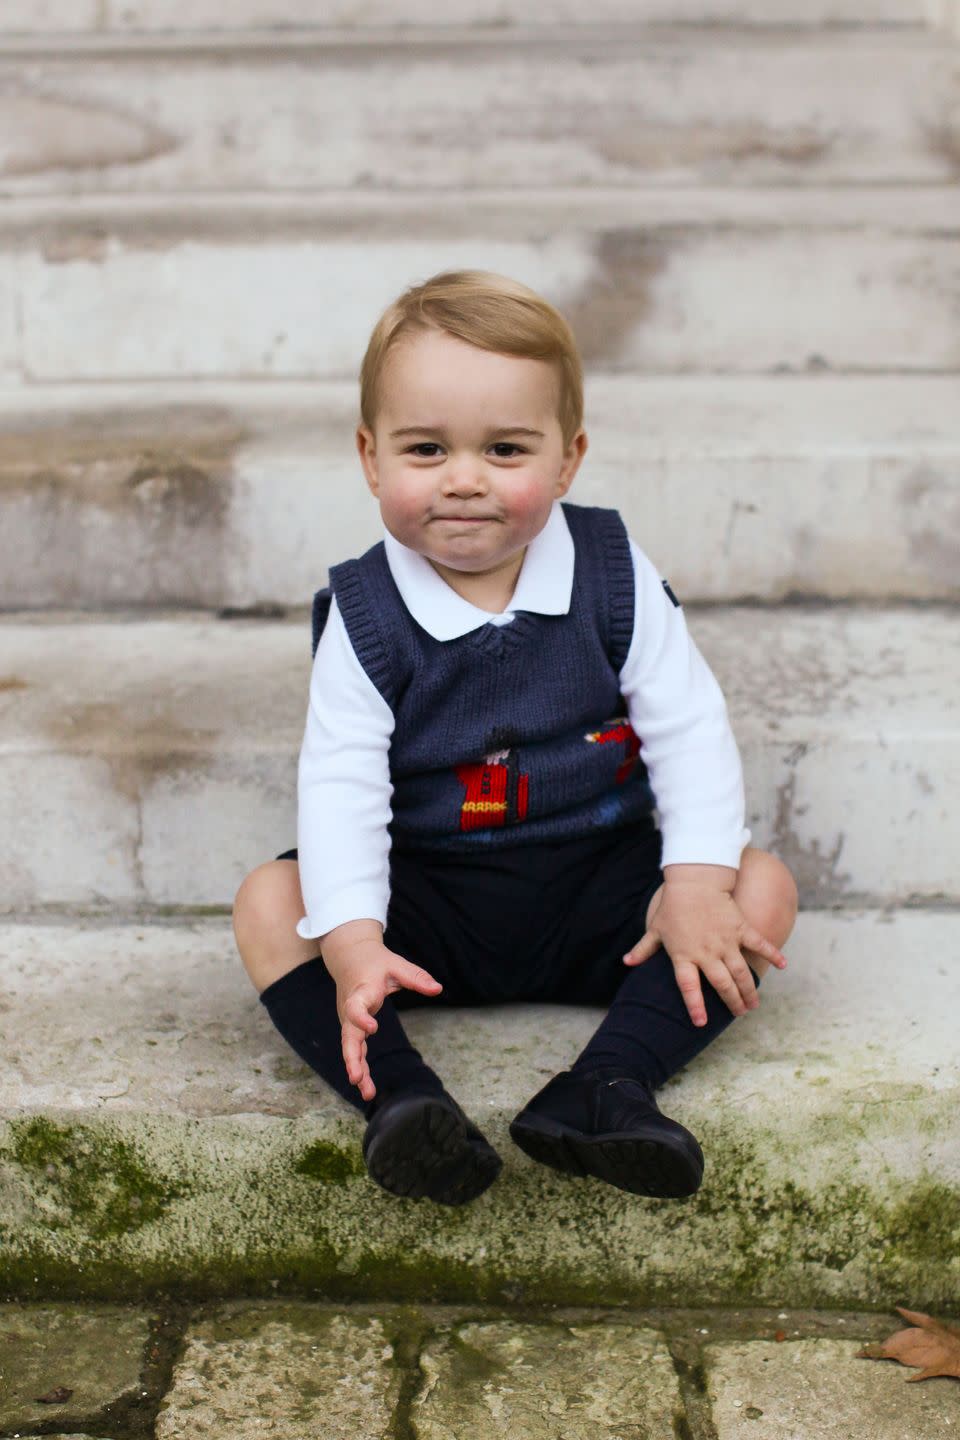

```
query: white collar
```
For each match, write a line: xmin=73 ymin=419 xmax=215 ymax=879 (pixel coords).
xmin=382 ymin=499 xmax=574 ymax=641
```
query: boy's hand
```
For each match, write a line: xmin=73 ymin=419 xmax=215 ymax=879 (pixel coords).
xmin=321 ymin=929 xmax=442 ymax=1101
xmin=622 ymin=869 xmax=786 ymax=1027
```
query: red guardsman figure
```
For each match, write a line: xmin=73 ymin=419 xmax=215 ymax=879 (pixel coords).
xmin=454 ymin=718 xmax=640 ymax=833
xmin=455 ymin=747 xmax=529 ymax=832
xmin=584 ymin=716 xmax=641 ymax=784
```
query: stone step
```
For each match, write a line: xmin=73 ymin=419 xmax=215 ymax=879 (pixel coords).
xmin=0 ymin=607 xmax=955 ymax=911
xmin=2 ymin=377 xmax=958 ymax=609
xmin=3 ymin=189 xmax=960 ymax=385
xmin=0 ymin=910 xmax=956 ymax=1305
xmin=0 ymin=1 xmax=933 ymax=35
xmin=1 ymin=32 xmax=955 ymax=196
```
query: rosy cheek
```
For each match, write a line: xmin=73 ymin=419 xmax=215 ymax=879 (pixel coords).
xmin=507 ymin=477 xmax=553 ymax=520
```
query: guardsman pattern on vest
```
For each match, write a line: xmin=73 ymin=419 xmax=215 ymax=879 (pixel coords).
xmin=454 ymin=717 xmax=640 ymax=832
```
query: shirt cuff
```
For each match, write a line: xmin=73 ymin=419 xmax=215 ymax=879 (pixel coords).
xmin=295 ymin=887 xmax=388 ymax=941
xmin=659 ymin=827 xmax=752 ymax=872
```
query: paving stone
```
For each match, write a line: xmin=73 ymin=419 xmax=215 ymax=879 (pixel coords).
xmin=412 ymin=1321 xmax=681 ymax=1439
xmin=707 ymin=1339 xmax=960 ymax=1438
xmin=0 ymin=1303 xmax=150 ymax=1431
xmin=154 ymin=1304 xmax=399 ymax=1438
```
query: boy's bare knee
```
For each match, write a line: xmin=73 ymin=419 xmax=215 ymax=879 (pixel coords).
xmin=234 ymin=861 xmax=295 ymax=939
xmin=736 ymin=848 xmax=799 ymax=949
xmin=233 ymin=861 xmax=315 ymax=992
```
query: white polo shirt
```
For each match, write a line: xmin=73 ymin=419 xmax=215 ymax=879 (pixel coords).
xmin=296 ymin=501 xmax=750 ymax=941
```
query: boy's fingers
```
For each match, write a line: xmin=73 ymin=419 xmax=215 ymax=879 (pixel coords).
xmin=341 ymin=1020 xmax=363 ymax=1082
xmin=741 ymin=925 xmax=787 ymax=969
xmin=389 ymin=959 xmax=443 ymax=996
xmin=725 ymin=950 xmax=759 ymax=1010
xmin=704 ymin=959 xmax=747 ymax=1017
xmin=623 ymin=929 xmax=660 ymax=966
xmin=673 ymin=960 xmax=707 ymax=1027
xmin=342 ymin=1020 xmax=376 ymax=1099
xmin=343 ymin=992 xmax=379 ymax=1034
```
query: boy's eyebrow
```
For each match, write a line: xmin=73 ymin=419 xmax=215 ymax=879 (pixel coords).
xmin=388 ymin=425 xmax=546 ymax=440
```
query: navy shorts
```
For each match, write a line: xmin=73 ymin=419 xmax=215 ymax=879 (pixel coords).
xmin=276 ymin=819 xmax=665 ymax=1008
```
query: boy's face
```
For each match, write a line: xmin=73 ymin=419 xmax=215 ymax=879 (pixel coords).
xmin=356 ymin=328 xmax=587 ymax=594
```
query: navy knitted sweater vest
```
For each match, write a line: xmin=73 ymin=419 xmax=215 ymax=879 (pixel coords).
xmin=310 ymin=501 xmax=655 ymax=852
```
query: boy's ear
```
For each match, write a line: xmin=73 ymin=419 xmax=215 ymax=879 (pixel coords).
xmin=556 ymin=428 xmax=588 ymax=496
xmin=356 ymin=424 xmax=379 ymax=496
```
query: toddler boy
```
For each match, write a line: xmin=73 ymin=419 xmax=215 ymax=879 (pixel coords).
xmin=233 ymin=269 xmax=797 ymax=1207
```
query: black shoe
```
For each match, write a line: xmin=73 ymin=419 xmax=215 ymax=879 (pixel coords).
xmin=509 ymin=1067 xmax=704 ymax=1198
xmin=362 ymin=1088 xmax=502 ymax=1206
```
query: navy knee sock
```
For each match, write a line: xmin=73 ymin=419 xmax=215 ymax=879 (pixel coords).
xmin=257 ymin=955 xmax=444 ymax=1117
xmin=571 ymin=946 xmax=759 ymax=1090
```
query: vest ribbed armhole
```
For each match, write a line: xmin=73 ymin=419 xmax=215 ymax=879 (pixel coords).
xmin=330 ymin=556 xmax=397 ymax=706
xmin=311 ymin=587 xmax=332 ymax=658
xmin=561 ymin=502 xmax=635 ymax=674
xmin=599 ymin=509 xmax=635 ymax=674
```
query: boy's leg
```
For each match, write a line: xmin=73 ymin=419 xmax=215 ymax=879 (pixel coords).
xmin=235 ymin=858 xmax=501 ymax=1205
xmin=511 ymin=847 xmax=798 ymax=1196
xmin=235 ymin=859 xmax=444 ymax=1113
xmin=571 ymin=847 xmax=797 ymax=1084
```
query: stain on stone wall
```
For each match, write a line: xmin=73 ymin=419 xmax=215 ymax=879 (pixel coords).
xmin=771 ymin=763 xmax=853 ymax=906
xmin=0 ymin=407 xmax=247 ymax=607
xmin=0 ymin=89 xmax=177 ymax=177
xmin=596 ymin=122 xmax=830 ymax=172
xmin=900 ymin=464 xmax=960 ymax=593
xmin=563 ymin=229 xmax=673 ymax=366
xmin=42 ymin=229 xmax=111 ymax=265
xmin=923 ymin=118 xmax=960 ymax=178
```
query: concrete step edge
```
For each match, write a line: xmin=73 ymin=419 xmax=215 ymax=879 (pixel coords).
xmin=0 ymin=23 xmax=941 ymax=55
xmin=4 ymin=186 xmax=960 ymax=239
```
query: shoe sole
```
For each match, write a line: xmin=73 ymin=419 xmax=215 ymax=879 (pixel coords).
xmin=509 ymin=1111 xmax=704 ymax=1198
xmin=364 ymin=1096 xmax=502 ymax=1206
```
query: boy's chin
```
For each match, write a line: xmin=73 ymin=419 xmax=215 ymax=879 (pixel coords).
xmin=429 ymin=548 xmax=520 ymax=576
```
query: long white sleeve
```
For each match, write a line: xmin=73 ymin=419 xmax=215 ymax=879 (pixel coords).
xmin=295 ymin=594 xmax=395 ymax=940
xmin=620 ymin=539 xmax=751 ymax=870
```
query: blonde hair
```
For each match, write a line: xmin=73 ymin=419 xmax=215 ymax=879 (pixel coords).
xmin=359 ymin=270 xmax=584 ymax=449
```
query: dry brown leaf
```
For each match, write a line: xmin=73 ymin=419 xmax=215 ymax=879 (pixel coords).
xmin=35 ymin=1385 xmax=74 ymax=1403
xmin=857 ymin=1306 xmax=960 ymax=1382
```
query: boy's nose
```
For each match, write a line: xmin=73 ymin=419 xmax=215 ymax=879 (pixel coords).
xmin=443 ymin=468 xmax=487 ymax=495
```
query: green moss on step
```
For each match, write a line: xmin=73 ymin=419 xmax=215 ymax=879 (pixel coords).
xmin=294 ymin=1140 xmax=365 ymax=1185
xmin=886 ymin=1179 xmax=960 ymax=1261
xmin=8 ymin=1116 xmax=187 ymax=1239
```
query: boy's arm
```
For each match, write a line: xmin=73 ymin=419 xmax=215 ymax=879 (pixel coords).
xmin=620 ymin=540 xmax=749 ymax=872
xmin=296 ymin=592 xmax=395 ymax=941
xmin=296 ymin=598 xmax=442 ymax=1097
xmin=618 ymin=541 xmax=785 ymax=1020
